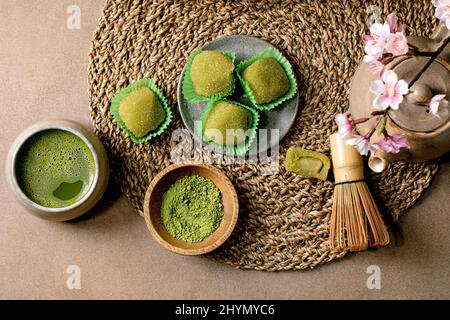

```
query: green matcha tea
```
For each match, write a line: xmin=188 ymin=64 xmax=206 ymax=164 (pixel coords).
xmin=15 ymin=129 xmax=95 ymax=208
xmin=161 ymin=176 xmax=223 ymax=243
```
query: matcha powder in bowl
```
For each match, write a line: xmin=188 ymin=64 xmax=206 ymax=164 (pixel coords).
xmin=161 ymin=176 xmax=224 ymax=243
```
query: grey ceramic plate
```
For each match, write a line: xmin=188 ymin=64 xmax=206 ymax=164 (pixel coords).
xmin=177 ymin=35 xmax=299 ymax=156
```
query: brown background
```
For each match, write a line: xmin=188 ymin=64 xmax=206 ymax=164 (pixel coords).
xmin=1 ymin=0 xmax=449 ymax=299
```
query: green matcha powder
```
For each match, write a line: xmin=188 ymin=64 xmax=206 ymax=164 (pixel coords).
xmin=161 ymin=176 xmax=224 ymax=243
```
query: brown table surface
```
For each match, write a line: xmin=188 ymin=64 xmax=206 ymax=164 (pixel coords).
xmin=1 ymin=0 xmax=449 ymax=299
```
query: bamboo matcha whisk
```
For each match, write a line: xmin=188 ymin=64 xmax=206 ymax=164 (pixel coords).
xmin=329 ymin=133 xmax=390 ymax=252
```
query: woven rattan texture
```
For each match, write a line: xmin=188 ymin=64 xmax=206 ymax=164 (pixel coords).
xmin=88 ymin=0 xmax=439 ymax=270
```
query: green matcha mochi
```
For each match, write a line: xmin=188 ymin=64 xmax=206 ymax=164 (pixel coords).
xmin=285 ymin=147 xmax=330 ymax=181
xmin=204 ymin=101 xmax=252 ymax=147
xmin=243 ymin=57 xmax=290 ymax=104
xmin=118 ymin=87 xmax=166 ymax=138
xmin=190 ymin=50 xmax=234 ymax=97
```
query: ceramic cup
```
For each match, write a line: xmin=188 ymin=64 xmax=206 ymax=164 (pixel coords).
xmin=5 ymin=120 xmax=109 ymax=221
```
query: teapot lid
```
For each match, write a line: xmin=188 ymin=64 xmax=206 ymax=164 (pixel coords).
xmin=388 ymin=56 xmax=449 ymax=133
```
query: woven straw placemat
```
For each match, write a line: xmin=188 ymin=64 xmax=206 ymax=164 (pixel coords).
xmin=88 ymin=0 xmax=439 ymax=270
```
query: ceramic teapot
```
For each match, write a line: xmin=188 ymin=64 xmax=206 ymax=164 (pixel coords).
xmin=349 ymin=24 xmax=450 ymax=172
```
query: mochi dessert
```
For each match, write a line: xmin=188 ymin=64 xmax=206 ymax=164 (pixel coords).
xmin=242 ymin=57 xmax=290 ymax=104
xmin=204 ymin=100 xmax=252 ymax=147
xmin=285 ymin=147 xmax=330 ymax=181
xmin=190 ymin=50 xmax=234 ymax=98
xmin=118 ymin=87 xmax=166 ymax=138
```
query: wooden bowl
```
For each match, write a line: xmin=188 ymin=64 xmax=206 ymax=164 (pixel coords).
xmin=143 ymin=163 xmax=239 ymax=255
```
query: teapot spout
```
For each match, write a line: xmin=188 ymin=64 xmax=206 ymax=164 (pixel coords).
xmin=368 ymin=149 xmax=391 ymax=173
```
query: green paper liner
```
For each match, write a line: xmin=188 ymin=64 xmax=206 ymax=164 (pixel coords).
xmin=199 ymin=98 xmax=259 ymax=156
xmin=236 ymin=47 xmax=298 ymax=110
xmin=182 ymin=49 xmax=236 ymax=103
xmin=110 ymin=78 xmax=173 ymax=143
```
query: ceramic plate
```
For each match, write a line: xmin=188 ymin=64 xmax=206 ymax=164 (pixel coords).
xmin=177 ymin=35 xmax=299 ymax=156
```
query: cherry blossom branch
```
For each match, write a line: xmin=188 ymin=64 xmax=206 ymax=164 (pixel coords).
xmin=337 ymin=5 xmax=449 ymax=157
xmin=408 ymin=35 xmax=450 ymax=88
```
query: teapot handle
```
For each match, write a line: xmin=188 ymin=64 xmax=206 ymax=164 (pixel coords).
xmin=430 ymin=23 xmax=450 ymax=44
xmin=407 ymin=23 xmax=450 ymax=52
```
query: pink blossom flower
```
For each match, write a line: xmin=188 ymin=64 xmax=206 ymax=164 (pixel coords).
xmin=375 ymin=133 xmax=410 ymax=154
xmin=335 ymin=113 xmax=354 ymax=139
xmin=428 ymin=94 xmax=448 ymax=118
xmin=370 ymin=22 xmax=391 ymax=40
xmin=364 ymin=36 xmax=385 ymax=59
xmin=433 ymin=0 xmax=450 ymax=29
xmin=346 ymin=135 xmax=377 ymax=156
xmin=385 ymin=13 xmax=405 ymax=33
xmin=370 ymin=70 xmax=409 ymax=110
xmin=363 ymin=13 xmax=408 ymax=73
xmin=364 ymin=23 xmax=391 ymax=59
xmin=386 ymin=32 xmax=409 ymax=56
xmin=363 ymin=55 xmax=385 ymax=75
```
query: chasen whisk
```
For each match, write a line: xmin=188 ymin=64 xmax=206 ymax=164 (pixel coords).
xmin=329 ymin=133 xmax=390 ymax=251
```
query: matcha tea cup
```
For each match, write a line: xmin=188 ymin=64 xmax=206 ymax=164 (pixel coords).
xmin=6 ymin=120 xmax=109 ymax=221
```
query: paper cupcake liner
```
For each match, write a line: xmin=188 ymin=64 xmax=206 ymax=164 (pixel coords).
xmin=198 ymin=98 xmax=259 ymax=156
xmin=236 ymin=47 xmax=298 ymax=110
xmin=182 ymin=49 xmax=236 ymax=103
xmin=110 ymin=78 xmax=173 ymax=143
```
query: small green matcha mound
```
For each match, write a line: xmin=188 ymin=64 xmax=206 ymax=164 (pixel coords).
xmin=118 ymin=87 xmax=165 ymax=138
xmin=285 ymin=147 xmax=330 ymax=181
xmin=243 ymin=57 xmax=290 ymax=104
xmin=204 ymin=101 xmax=252 ymax=147
xmin=161 ymin=175 xmax=224 ymax=243
xmin=190 ymin=50 xmax=234 ymax=97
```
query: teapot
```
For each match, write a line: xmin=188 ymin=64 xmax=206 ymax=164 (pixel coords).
xmin=349 ymin=24 xmax=450 ymax=172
